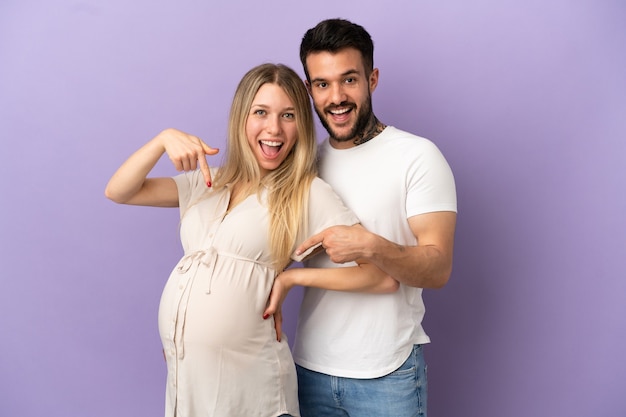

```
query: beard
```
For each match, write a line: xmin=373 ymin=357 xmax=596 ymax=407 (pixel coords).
xmin=315 ymin=95 xmax=373 ymax=143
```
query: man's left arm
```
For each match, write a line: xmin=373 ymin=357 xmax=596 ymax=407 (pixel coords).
xmin=295 ymin=211 xmax=457 ymax=288
xmin=370 ymin=211 xmax=456 ymax=288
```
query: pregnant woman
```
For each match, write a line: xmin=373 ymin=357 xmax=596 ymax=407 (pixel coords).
xmin=105 ymin=63 xmax=396 ymax=417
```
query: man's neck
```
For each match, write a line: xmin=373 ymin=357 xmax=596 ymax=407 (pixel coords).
xmin=353 ymin=114 xmax=386 ymax=146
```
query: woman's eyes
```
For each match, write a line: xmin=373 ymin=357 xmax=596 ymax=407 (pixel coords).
xmin=252 ymin=109 xmax=294 ymax=119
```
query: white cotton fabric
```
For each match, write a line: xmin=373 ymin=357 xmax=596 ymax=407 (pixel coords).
xmin=158 ymin=170 xmax=358 ymax=417
xmin=293 ymin=126 xmax=457 ymax=379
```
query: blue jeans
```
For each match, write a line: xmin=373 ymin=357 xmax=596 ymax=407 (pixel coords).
xmin=296 ymin=344 xmax=428 ymax=417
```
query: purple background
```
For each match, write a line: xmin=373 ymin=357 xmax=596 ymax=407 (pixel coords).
xmin=1 ymin=1 xmax=624 ymax=416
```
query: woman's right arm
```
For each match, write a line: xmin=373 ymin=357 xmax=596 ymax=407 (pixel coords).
xmin=264 ymin=262 xmax=399 ymax=341
xmin=104 ymin=128 xmax=218 ymax=207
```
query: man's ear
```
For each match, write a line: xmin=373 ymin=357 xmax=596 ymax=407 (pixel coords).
xmin=304 ymin=79 xmax=312 ymax=96
xmin=369 ymin=68 xmax=379 ymax=92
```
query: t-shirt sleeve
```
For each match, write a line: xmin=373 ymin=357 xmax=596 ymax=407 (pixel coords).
xmin=406 ymin=140 xmax=457 ymax=218
xmin=291 ymin=177 xmax=360 ymax=262
xmin=172 ymin=169 xmax=214 ymax=218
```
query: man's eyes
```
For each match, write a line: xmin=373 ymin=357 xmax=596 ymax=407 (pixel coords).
xmin=314 ymin=78 xmax=356 ymax=88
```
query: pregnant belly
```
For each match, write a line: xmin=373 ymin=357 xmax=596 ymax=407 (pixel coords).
xmin=158 ymin=261 xmax=276 ymax=351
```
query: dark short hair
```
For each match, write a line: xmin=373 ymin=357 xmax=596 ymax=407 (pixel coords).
xmin=299 ymin=18 xmax=374 ymax=80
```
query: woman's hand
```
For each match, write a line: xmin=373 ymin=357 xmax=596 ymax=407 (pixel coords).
xmin=263 ymin=270 xmax=296 ymax=342
xmin=158 ymin=128 xmax=220 ymax=187
xmin=105 ymin=128 xmax=220 ymax=206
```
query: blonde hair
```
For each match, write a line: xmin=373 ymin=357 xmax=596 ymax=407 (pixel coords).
xmin=212 ymin=63 xmax=318 ymax=271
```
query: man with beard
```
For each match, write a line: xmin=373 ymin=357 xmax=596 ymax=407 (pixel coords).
xmin=292 ymin=19 xmax=458 ymax=416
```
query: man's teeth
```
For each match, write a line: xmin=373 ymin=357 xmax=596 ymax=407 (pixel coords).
xmin=260 ymin=140 xmax=282 ymax=147
xmin=330 ymin=108 xmax=350 ymax=115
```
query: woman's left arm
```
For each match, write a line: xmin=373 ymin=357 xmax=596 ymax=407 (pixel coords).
xmin=263 ymin=263 xmax=398 ymax=341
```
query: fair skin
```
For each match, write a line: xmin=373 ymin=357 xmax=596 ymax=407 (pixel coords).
xmin=305 ymin=48 xmax=380 ymax=148
xmin=246 ymin=83 xmax=299 ymax=177
xmin=295 ymin=48 xmax=457 ymax=289
xmin=104 ymin=128 xmax=218 ymax=207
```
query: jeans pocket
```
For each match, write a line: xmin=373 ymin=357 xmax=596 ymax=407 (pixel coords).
xmin=387 ymin=348 xmax=418 ymax=380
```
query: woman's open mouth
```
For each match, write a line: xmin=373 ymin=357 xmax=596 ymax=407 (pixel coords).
xmin=259 ymin=140 xmax=283 ymax=158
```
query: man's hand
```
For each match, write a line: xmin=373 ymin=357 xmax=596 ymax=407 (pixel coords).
xmin=295 ymin=224 xmax=374 ymax=264
xmin=295 ymin=212 xmax=456 ymax=288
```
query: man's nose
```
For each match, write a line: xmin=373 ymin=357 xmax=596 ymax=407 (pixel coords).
xmin=329 ymin=83 xmax=347 ymax=105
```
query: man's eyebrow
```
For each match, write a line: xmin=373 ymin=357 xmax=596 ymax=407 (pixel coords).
xmin=310 ymin=69 xmax=360 ymax=84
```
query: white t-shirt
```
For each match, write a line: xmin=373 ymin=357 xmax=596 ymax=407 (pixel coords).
xmin=293 ymin=126 xmax=457 ymax=379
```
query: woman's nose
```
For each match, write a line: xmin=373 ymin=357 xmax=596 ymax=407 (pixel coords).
xmin=265 ymin=115 xmax=282 ymax=134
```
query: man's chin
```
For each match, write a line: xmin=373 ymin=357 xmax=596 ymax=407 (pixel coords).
xmin=318 ymin=115 xmax=356 ymax=142
xmin=328 ymin=127 xmax=356 ymax=143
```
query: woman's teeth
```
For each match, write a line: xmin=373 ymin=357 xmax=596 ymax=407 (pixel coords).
xmin=260 ymin=140 xmax=282 ymax=147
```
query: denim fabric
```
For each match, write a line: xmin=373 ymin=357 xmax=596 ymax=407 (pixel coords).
xmin=296 ymin=344 xmax=427 ymax=417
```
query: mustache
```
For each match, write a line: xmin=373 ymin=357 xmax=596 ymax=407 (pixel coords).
xmin=325 ymin=102 xmax=356 ymax=112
